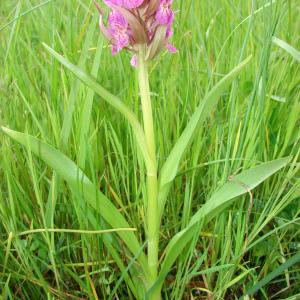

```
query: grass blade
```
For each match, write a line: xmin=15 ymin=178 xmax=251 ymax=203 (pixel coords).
xmin=272 ymin=37 xmax=300 ymax=62
xmin=78 ymin=36 xmax=103 ymax=169
xmin=59 ymin=13 xmax=98 ymax=151
xmin=0 ymin=0 xmax=53 ymax=32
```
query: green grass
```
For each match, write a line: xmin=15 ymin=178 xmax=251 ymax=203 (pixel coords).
xmin=0 ymin=0 xmax=300 ymax=299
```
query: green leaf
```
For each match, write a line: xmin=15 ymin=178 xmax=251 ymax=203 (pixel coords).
xmin=158 ymin=56 xmax=252 ymax=218
xmin=272 ymin=37 xmax=300 ymax=63
xmin=1 ymin=127 xmax=149 ymax=277
xmin=243 ymin=251 xmax=300 ymax=298
xmin=42 ymin=43 xmax=153 ymax=171
xmin=155 ymin=157 xmax=291 ymax=291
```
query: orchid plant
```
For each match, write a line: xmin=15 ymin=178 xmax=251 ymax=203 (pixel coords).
xmin=94 ymin=0 xmax=178 ymax=296
xmin=1 ymin=0 xmax=291 ymax=299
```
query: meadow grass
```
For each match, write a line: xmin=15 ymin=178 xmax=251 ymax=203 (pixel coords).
xmin=0 ymin=0 xmax=300 ymax=299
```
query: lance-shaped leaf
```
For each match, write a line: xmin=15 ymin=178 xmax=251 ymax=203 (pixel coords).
xmin=1 ymin=127 xmax=149 ymax=277
xmin=158 ymin=56 xmax=252 ymax=218
xmin=42 ymin=43 xmax=153 ymax=171
xmin=152 ymin=157 xmax=291 ymax=293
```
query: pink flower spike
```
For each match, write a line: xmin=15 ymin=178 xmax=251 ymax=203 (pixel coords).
xmin=166 ymin=43 xmax=177 ymax=53
xmin=130 ymin=55 xmax=138 ymax=67
xmin=95 ymin=0 xmax=177 ymax=61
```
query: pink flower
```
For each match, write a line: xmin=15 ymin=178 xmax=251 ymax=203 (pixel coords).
xmin=104 ymin=0 xmax=123 ymax=7
xmin=166 ymin=43 xmax=177 ymax=53
xmin=106 ymin=10 xmax=130 ymax=54
xmin=130 ymin=55 xmax=138 ymax=67
xmin=95 ymin=0 xmax=177 ymax=63
xmin=108 ymin=10 xmax=128 ymax=29
xmin=155 ymin=0 xmax=174 ymax=25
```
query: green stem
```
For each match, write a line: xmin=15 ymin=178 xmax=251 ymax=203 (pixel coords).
xmin=138 ymin=45 xmax=160 ymax=298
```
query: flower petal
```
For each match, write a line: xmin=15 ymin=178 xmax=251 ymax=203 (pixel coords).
xmin=166 ymin=43 xmax=177 ymax=53
xmin=123 ymin=0 xmax=144 ymax=9
xmin=130 ymin=55 xmax=138 ymax=67
xmin=155 ymin=0 xmax=174 ymax=25
xmin=104 ymin=0 xmax=123 ymax=8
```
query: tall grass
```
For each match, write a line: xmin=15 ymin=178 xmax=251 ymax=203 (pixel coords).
xmin=0 ymin=0 xmax=300 ymax=299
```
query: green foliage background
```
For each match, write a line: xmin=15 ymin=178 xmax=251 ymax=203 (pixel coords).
xmin=0 ymin=0 xmax=299 ymax=299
